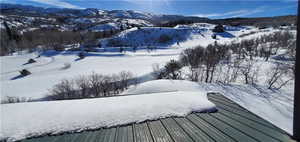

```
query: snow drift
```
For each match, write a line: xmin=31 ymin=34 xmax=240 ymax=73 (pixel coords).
xmin=123 ymin=79 xmax=205 ymax=95
xmin=1 ymin=80 xmax=216 ymax=141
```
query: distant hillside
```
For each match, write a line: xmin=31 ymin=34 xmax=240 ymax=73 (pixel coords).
xmin=1 ymin=3 xmax=296 ymax=28
xmin=0 ymin=3 xmax=209 ymax=25
xmin=212 ymin=15 xmax=297 ymax=27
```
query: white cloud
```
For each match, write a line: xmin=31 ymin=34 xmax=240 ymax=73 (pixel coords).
xmin=194 ymin=7 xmax=266 ymax=18
xmin=231 ymin=7 xmax=265 ymax=17
xmin=28 ymin=0 xmax=81 ymax=9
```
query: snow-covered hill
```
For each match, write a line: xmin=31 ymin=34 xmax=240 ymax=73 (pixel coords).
xmin=0 ymin=3 xmax=208 ymax=33
xmin=101 ymin=23 xmax=255 ymax=48
xmin=0 ymin=23 xmax=271 ymax=101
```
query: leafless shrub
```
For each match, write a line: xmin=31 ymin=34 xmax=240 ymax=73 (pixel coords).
xmin=119 ymin=71 xmax=133 ymax=90
xmin=47 ymin=71 xmax=136 ymax=100
xmin=178 ymin=43 xmax=230 ymax=82
xmin=229 ymin=59 xmax=242 ymax=83
xmin=1 ymin=96 xmax=33 ymax=104
xmin=287 ymin=39 xmax=296 ymax=60
xmin=225 ymin=31 xmax=295 ymax=61
xmin=75 ymin=75 xmax=90 ymax=98
xmin=88 ymin=72 xmax=104 ymax=97
xmin=180 ymin=46 xmax=203 ymax=81
xmin=267 ymin=63 xmax=293 ymax=89
xmin=168 ymin=30 xmax=295 ymax=88
xmin=239 ymin=59 xmax=257 ymax=84
xmin=48 ymin=79 xmax=76 ymax=100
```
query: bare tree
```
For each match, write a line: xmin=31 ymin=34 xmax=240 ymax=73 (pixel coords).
xmin=75 ymin=76 xmax=90 ymax=98
xmin=180 ymin=46 xmax=204 ymax=81
xmin=49 ymin=79 xmax=76 ymax=100
xmin=111 ymin=74 xmax=121 ymax=95
xmin=119 ymin=71 xmax=133 ymax=90
xmin=267 ymin=63 xmax=293 ymax=89
xmin=203 ymin=44 xmax=222 ymax=83
xmin=239 ymin=59 xmax=257 ymax=84
xmin=89 ymin=73 xmax=104 ymax=97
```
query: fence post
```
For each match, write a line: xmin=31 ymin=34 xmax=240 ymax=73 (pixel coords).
xmin=293 ymin=0 xmax=300 ymax=140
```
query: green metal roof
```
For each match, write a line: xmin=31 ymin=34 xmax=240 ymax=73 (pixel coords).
xmin=22 ymin=93 xmax=295 ymax=142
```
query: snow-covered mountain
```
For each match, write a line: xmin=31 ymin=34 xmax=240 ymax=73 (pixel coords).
xmin=0 ymin=3 xmax=208 ymax=23
xmin=0 ymin=3 xmax=211 ymax=35
xmin=0 ymin=3 xmax=295 ymax=34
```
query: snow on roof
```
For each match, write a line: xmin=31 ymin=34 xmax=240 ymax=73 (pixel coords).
xmin=123 ymin=79 xmax=205 ymax=95
xmin=1 ymin=79 xmax=216 ymax=141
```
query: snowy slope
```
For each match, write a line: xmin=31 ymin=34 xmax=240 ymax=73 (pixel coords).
xmin=103 ymin=23 xmax=251 ymax=48
xmin=88 ymin=22 xmax=120 ymax=32
xmin=0 ymin=24 xmax=270 ymax=101
xmin=105 ymin=27 xmax=193 ymax=46
xmin=1 ymin=80 xmax=216 ymax=141
xmin=0 ymin=50 xmax=180 ymax=100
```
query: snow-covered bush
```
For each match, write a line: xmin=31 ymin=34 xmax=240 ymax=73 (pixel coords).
xmin=19 ymin=69 xmax=31 ymax=76
xmin=61 ymin=63 xmax=71 ymax=70
xmin=27 ymin=58 xmax=36 ymax=64
xmin=1 ymin=96 xmax=32 ymax=104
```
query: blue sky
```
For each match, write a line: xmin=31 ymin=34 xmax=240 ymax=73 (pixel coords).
xmin=1 ymin=0 xmax=297 ymax=18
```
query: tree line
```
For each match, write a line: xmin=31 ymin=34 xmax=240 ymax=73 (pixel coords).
xmin=46 ymin=71 xmax=137 ymax=100
xmin=155 ymin=31 xmax=295 ymax=90
xmin=0 ymin=21 xmax=122 ymax=56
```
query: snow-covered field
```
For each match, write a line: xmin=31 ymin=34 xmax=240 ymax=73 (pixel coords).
xmin=0 ymin=23 xmax=295 ymax=141
xmin=0 ymin=49 xmax=179 ymax=100
xmin=1 ymin=23 xmax=250 ymax=100
xmin=1 ymin=80 xmax=216 ymax=141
